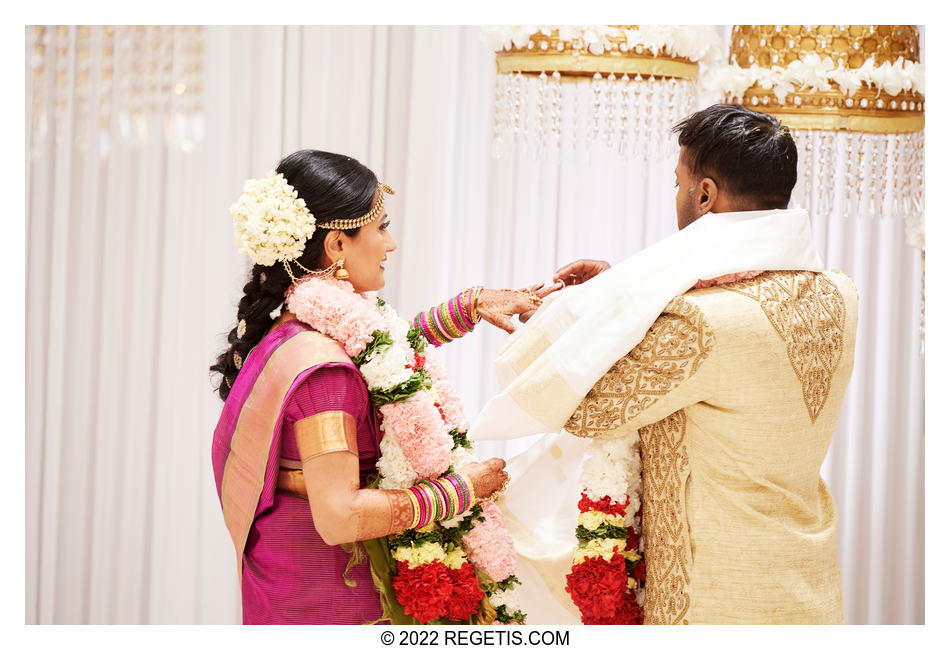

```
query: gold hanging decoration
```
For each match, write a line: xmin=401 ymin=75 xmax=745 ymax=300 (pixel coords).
xmin=484 ymin=26 xmax=722 ymax=159
xmin=706 ymin=25 xmax=924 ymax=248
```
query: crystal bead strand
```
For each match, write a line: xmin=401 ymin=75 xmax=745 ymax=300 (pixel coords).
xmin=74 ymin=26 xmax=93 ymax=151
xmin=182 ymin=26 xmax=205 ymax=151
xmin=28 ymin=27 xmax=49 ymax=158
xmin=644 ymin=76 xmax=657 ymax=161
xmin=536 ymin=71 xmax=547 ymax=159
xmin=855 ymin=133 xmax=868 ymax=217
xmin=802 ymin=131 xmax=814 ymax=211
xmin=551 ymin=71 xmax=562 ymax=153
xmin=789 ymin=131 xmax=804 ymax=210
xmin=160 ymin=27 xmax=176 ymax=146
xmin=843 ymin=132 xmax=855 ymax=218
xmin=97 ymin=26 xmax=115 ymax=158
xmin=145 ymin=26 xmax=162 ymax=145
xmin=885 ymin=133 xmax=898 ymax=217
xmin=511 ymin=72 xmax=523 ymax=154
xmin=619 ymin=73 xmax=631 ymax=157
xmin=868 ymin=133 xmax=880 ymax=218
xmin=815 ymin=131 xmax=828 ymax=216
xmin=821 ymin=130 xmax=834 ymax=216
xmin=899 ymin=130 xmax=911 ymax=218
xmin=605 ymin=73 xmax=617 ymax=149
xmin=491 ymin=74 xmax=505 ymax=159
xmin=632 ymin=74 xmax=644 ymax=160
xmin=54 ymin=26 xmax=73 ymax=146
xmin=664 ymin=79 xmax=676 ymax=159
xmin=590 ymin=72 xmax=603 ymax=149
xmin=912 ymin=131 xmax=924 ymax=217
xmin=571 ymin=75 xmax=579 ymax=152
xmin=114 ymin=26 xmax=131 ymax=144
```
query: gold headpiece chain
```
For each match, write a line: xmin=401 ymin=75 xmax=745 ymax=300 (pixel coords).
xmin=318 ymin=183 xmax=394 ymax=230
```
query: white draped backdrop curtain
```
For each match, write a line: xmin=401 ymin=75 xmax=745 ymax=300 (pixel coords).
xmin=25 ymin=25 xmax=924 ymax=624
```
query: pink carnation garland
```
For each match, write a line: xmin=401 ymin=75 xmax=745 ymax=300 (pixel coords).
xmin=286 ymin=276 xmax=523 ymax=623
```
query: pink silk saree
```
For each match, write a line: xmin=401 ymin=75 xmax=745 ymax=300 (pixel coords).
xmin=211 ymin=320 xmax=385 ymax=624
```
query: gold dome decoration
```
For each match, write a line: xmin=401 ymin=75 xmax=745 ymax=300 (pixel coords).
xmin=495 ymin=27 xmax=699 ymax=80
xmin=725 ymin=25 xmax=924 ymax=133
xmin=730 ymin=25 xmax=919 ymax=69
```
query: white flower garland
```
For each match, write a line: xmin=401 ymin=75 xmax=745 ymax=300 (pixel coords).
xmin=579 ymin=435 xmax=641 ymax=505
xmin=481 ymin=25 xmax=723 ymax=65
xmin=702 ymin=53 xmax=924 ymax=104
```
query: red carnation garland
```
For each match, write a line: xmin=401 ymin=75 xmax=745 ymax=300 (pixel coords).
xmin=565 ymin=437 xmax=645 ymax=624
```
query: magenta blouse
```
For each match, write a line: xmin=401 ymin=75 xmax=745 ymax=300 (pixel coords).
xmin=241 ymin=362 xmax=385 ymax=624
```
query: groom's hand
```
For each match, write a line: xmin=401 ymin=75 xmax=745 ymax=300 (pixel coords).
xmin=517 ymin=259 xmax=611 ymax=323
xmin=553 ymin=259 xmax=611 ymax=286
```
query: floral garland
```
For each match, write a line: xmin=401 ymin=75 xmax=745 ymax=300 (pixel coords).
xmin=702 ymin=53 xmax=924 ymax=103
xmin=286 ymin=276 xmax=526 ymax=625
xmin=565 ymin=436 xmax=645 ymax=624
xmin=565 ymin=273 xmax=765 ymax=624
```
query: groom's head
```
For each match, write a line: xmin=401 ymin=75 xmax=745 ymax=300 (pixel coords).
xmin=672 ymin=104 xmax=798 ymax=230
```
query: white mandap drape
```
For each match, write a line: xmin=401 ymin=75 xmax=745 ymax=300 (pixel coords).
xmin=25 ymin=25 xmax=923 ymax=624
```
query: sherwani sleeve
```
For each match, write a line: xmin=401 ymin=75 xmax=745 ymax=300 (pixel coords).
xmin=564 ymin=296 xmax=717 ymax=440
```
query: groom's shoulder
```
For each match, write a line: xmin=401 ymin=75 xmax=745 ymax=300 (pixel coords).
xmin=667 ymin=269 xmax=858 ymax=332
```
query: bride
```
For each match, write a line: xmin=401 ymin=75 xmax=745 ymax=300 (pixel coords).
xmin=209 ymin=149 xmax=552 ymax=624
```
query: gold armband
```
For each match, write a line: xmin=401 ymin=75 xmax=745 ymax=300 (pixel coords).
xmin=294 ymin=411 xmax=359 ymax=462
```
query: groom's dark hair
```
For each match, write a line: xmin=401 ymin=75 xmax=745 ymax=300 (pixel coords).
xmin=672 ymin=104 xmax=797 ymax=210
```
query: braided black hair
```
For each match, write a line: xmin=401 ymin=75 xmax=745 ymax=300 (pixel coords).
xmin=210 ymin=150 xmax=376 ymax=401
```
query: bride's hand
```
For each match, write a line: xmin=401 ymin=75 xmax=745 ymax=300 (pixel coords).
xmin=477 ymin=287 xmax=548 ymax=334
xmin=552 ymin=259 xmax=611 ymax=286
xmin=459 ymin=458 xmax=509 ymax=502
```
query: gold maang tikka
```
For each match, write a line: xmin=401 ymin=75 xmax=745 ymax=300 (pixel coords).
xmin=283 ymin=182 xmax=392 ymax=283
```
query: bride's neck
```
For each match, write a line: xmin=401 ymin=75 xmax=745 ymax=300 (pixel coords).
xmin=268 ymin=309 xmax=298 ymax=335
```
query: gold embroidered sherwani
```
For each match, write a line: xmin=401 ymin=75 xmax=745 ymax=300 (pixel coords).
xmin=564 ymin=270 xmax=857 ymax=624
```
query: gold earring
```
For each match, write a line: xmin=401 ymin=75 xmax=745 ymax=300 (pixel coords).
xmin=334 ymin=258 xmax=350 ymax=280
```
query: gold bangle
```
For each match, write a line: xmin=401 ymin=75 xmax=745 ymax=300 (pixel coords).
xmin=439 ymin=477 xmax=460 ymax=518
xmin=456 ymin=472 xmax=476 ymax=511
xmin=406 ymin=487 xmax=421 ymax=529
xmin=438 ymin=302 xmax=464 ymax=339
xmin=470 ymin=286 xmax=483 ymax=324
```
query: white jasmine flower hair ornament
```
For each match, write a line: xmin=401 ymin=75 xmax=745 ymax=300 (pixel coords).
xmin=230 ymin=171 xmax=316 ymax=267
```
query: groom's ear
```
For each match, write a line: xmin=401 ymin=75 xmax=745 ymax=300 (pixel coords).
xmin=698 ymin=177 xmax=719 ymax=214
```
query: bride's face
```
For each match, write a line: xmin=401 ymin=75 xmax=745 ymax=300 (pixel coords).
xmin=339 ymin=207 xmax=397 ymax=293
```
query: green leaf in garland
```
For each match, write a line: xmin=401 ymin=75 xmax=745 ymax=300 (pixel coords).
xmin=377 ymin=297 xmax=386 ymax=308
xmin=575 ymin=523 xmax=628 ymax=543
xmin=449 ymin=428 xmax=473 ymax=450
xmin=370 ymin=369 xmax=432 ymax=404
xmin=495 ymin=575 xmax=522 ymax=591
xmin=406 ymin=326 xmax=427 ymax=355
xmin=387 ymin=527 xmax=446 ymax=551
xmin=495 ymin=605 xmax=527 ymax=624
xmin=352 ymin=330 xmax=395 ymax=366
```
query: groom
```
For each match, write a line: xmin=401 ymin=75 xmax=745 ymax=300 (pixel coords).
xmin=473 ymin=104 xmax=856 ymax=624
